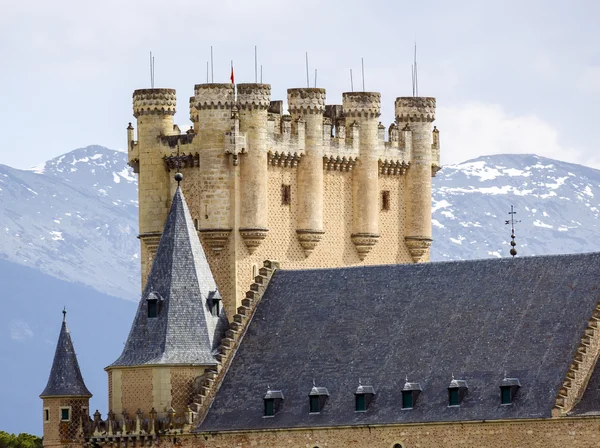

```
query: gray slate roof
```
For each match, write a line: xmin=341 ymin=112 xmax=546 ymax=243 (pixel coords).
xmin=110 ymin=187 xmax=227 ymax=367
xmin=200 ymin=252 xmax=600 ymax=431
xmin=40 ymin=314 xmax=92 ymax=397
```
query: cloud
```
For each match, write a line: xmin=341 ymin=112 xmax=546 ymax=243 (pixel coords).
xmin=9 ymin=320 xmax=34 ymax=341
xmin=437 ymin=103 xmax=595 ymax=167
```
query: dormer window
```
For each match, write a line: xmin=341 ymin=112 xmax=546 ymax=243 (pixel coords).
xmin=309 ymin=385 xmax=329 ymax=413
xmin=448 ymin=378 xmax=468 ymax=407
xmin=401 ymin=381 xmax=422 ymax=410
xmin=355 ymin=383 xmax=375 ymax=412
xmin=146 ymin=292 xmax=160 ymax=318
xmin=208 ymin=290 xmax=222 ymax=317
xmin=263 ymin=389 xmax=284 ymax=417
xmin=500 ymin=378 xmax=521 ymax=405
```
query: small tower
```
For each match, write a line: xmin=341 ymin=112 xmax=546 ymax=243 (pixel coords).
xmin=343 ymin=91 xmax=382 ymax=259
xmin=395 ymin=97 xmax=436 ymax=262
xmin=106 ymin=177 xmax=228 ymax=418
xmin=40 ymin=310 xmax=92 ymax=448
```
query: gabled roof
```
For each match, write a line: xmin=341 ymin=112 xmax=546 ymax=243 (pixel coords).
xmin=199 ymin=252 xmax=600 ymax=431
xmin=40 ymin=312 xmax=92 ymax=398
xmin=110 ymin=187 xmax=227 ymax=367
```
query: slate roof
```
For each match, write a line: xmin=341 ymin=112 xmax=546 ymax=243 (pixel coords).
xmin=110 ymin=187 xmax=227 ymax=367
xmin=40 ymin=313 xmax=92 ymax=398
xmin=570 ymin=359 xmax=600 ymax=416
xmin=199 ymin=252 xmax=600 ymax=431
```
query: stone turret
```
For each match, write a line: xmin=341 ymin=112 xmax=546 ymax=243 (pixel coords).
xmin=193 ymin=84 xmax=236 ymax=253
xmin=342 ymin=91 xmax=381 ymax=260
xmin=395 ymin=97 xmax=436 ymax=262
xmin=40 ymin=311 xmax=91 ymax=448
xmin=237 ymin=83 xmax=271 ymax=253
xmin=288 ymin=88 xmax=326 ymax=256
xmin=132 ymin=88 xmax=177 ymax=285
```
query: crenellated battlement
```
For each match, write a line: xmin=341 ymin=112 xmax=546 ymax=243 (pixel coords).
xmin=287 ymin=88 xmax=326 ymax=114
xmin=342 ymin=92 xmax=381 ymax=118
xmin=133 ymin=89 xmax=176 ymax=117
xmin=193 ymin=83 xmax=235 ymax=110
xmin=237 ymin=83 xmax=271 ymax=110
xmin=395 ymin=96 xmax=436 ymax=122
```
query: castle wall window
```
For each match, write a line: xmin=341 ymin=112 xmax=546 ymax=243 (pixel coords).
xmin=449 ymin=388 xmax=459 ymax=406
xmin=281 ymin=184 xmax=291 ymax=206
xmin=355 ymin=393 xmax=366 ymax=412
xmin=401 ymin=390 xmax=413 ymax=409
xmin=401 ymin=381 xmax=421 ymax=410
xmin=60 ymin=407 xmax=71 ymax=421
xmin=448 ymin=379 xmax=468 ymax=407
xmin=309 ymin=385 xmax=329 ymax=413
xmin=263 ymin=389 xmax=284 ymax=417
xmin=309 ymin=395 xmax=320 ymax=413
xmin=44 ymin=408 xmax=49 ymax=422
xmin=381 ymin=191 xmax=390 ymax=211
xmin=355 ymin=384 xmax=375 ymax=412
xmin=264 ymin=399 xmax=275 ymax=416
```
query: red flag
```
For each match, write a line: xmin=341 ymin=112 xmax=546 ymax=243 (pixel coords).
xmin=230 ymin=63 xmax=235 ymax=84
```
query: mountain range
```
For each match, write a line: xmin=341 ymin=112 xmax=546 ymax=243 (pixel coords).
xmin=3 ymin=145 xmax=600 ymax=436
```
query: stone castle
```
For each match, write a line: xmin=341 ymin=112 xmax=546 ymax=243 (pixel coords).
xmin=40 ymin=80 xmax=600 ymax=448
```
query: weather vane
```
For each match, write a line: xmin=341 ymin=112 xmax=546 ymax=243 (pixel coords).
xmin=505 ymin=205 xmax=521 ymax=257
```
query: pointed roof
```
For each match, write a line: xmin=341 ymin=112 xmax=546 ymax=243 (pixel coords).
xmin=40 ymin=311 xmax=92 ymax=398
xmin=110 ymin=186 xmax=227 ymax=368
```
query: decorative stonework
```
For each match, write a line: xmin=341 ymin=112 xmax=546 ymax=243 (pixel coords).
xmin=342 ymin=92 xmax=381 ymax=118
xmin=236 ymin=84 xmax=271 ymax=110
xmin=139 ymin=232 xmax=162 ymax=255
xmin=239 ymin=228 xmax=269 ymax=254
xmin=193 ymin=84 xmax=235 ymax=110
xmin=432 ymin=165 xmax=442 ymax=177
xmin=351 ymin=233 xmax=380 ymax=260
xmin=164 ymin=152 xmax=199 ymax=170
xmin=323 ymin=155 xmax=357 ymax=172
xmin=380 ymin=160 xmax=410 ymax=175
xmin=160 ymin=133 xmax=195 ymax=149
xmin=268 ymin=151 xmax=301 ymax=167
xmin=287 ymin=88 xmax=326 ymax=114
xmin=128 ymin=158 xmax=140 ymax=174
xmin=554 ymin=301 xmax=600 ymax=415
xmin=133 ymin=89 xmax=176 ymax=118
xmin=395 ymin=97 xmax=436 ymax=122
xmin=405 ymin=236 xmax=433 ymax=263
xmin=296 ymin=230 xmax=325 ymax=257
xmin=199 ymin=229 xmax=232 ymax=255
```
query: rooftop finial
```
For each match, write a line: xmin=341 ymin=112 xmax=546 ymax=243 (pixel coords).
xmin=312 ymin=378 xmax=316 ymax=386
xmin=173 ymin=144 xmax=184 ymax=186
xmin=505 ymin=205 xmax=521 ymax=258
xmin=62 ymin=306 xmax=67 ymax=322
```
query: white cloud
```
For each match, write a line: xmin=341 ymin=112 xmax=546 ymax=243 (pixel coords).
xmin=9 ymin=320 xmax=34 ymax=341
xmin=437 ymin=103 xmax=596 ymax=167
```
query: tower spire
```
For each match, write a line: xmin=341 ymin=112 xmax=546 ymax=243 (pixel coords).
xmin=40 ymin=311 xmax=91 ymax=398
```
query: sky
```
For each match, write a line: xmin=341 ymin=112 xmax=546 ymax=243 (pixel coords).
xmin=1 ymin=0 xmax=600 ymax=169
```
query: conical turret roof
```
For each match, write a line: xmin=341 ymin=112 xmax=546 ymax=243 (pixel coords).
xmin=40 ymin=311 xmax=92 ymax=398
xmin=110 ymin=186 xmax=227 ymax=367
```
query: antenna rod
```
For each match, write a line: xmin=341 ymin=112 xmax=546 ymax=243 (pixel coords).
xmin=350 ymin=69 xmax=354 ymax=92
xmin=414 ymin=42 xmax=418 ymax=97
xmin=411 ymin=64 xmax=415 ymax=97
xmin=305 ymin=52 xmax=310 ymax=88
xmin=314 ymin=69 xmax=317 ymax=88
xmin=152 ymin=56 xmax=155 ymax=88
xmin=149 ymin=51 xmax=152 ymax=88
xmin=361 ymin=57 xmax=365 ymax=91
xmin=210 ymin=46 xmax=214 ymax=83
xmin=260 ymin=65 xmax=263 ymax=83
xmin=206 ymin=61 xmax=209 ymax=83
xmin=255 ymin=46 xmax=258 ymax=83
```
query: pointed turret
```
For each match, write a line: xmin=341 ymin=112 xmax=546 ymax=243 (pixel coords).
xmin=41 ymin=310 xmax=92 ymax=398
xmin=41 ymin=310 xmax=91 ymax=448
xmin=107 ymin=177 xmax=227 ymax=417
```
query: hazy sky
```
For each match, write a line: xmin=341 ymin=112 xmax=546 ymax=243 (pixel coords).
xmin=2 ymin=0 xmax=599 ymax=169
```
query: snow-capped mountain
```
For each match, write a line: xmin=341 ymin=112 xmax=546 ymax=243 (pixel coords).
xmin=432 ymin=154 xmax=600 ymax=261
xmin=1 ymin=145 xmax=139 ymax=299
xmin=3 ymin=146 xmax=600 ymax=301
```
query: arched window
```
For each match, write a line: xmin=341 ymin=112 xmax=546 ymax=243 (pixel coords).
xmin=393 ymin=444 xmax=403 ymax=448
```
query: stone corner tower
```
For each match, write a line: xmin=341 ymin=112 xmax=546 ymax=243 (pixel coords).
xmin=40 ymin=310 xmax=92 ymax=448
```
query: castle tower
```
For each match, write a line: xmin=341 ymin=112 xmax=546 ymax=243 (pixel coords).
xmin=106 ymin=181 xmax=227 ymax=419
xmin=237 ymin=83 xmax=271 ymax=253
xmin=395 ymin=97 xmax=436 ymax=262
xmin=288 ymin=88 xmax=325 ymax=256
xmin=342 ymin=92 xmax=381 ymax=259
xmin=131 ymin=88 xmax=177 ymax=285
xmin=40 ymin=310 xmax=92 ymax=448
